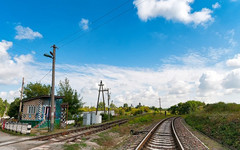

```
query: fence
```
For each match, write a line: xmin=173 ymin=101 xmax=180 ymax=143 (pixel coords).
xmin=2 ymin=122 xmax=31 ymax=134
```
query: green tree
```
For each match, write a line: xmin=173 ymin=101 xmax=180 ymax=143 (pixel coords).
xmin=24 ymin=82 xmax=51 ymax=99
xmin=7 ymin=98 xmax=20 ymax=118
xmin=168 ymin=100 xmax=205 ymax=115
xmin=110 ymin=103 xmax=116 ymax=109
xmin=57 ymin=78 xmax=84 ymax=118
xmin=98 ymin=102 xmax=105 ymax=110
xmin=123 ymin=103 xmax=128 ymax=108
xmin=0 ymin=98 xmax=9 ymax=117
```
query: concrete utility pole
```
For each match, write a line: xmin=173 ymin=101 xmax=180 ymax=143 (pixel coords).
xmin=103 ymin=88 xmax=111 ymax=121
xmin=159 ymin=97 xmax=161 ymax=113
xmin=18 ymin=77 xmax=24 ymax=121
xmin=44 ymin=44 xmax=57 ymax=132
xmin=107 ymin=89 xmax=110 ymax=121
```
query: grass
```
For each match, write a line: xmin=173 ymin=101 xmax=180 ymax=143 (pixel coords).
xmin=92 ymin=131 xmax=115 ymax=147
xmin=91 ymin=113 xmax=171 ymax=149
xmin=185 ymin=112 xmax=240 ymax=149
xmin=63 ymin=143 xmax=80 ymax=150
xmin=63 ymin=139 xmax=87 ymax=150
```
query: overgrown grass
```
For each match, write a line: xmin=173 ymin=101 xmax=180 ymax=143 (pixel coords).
xmin=63 ymin=140 xmax=87 ymax=150
xmin=185 ymin=112 xmax=240 ymax=149
xmin=128 ymin=113 xmax=168 ymax=125
xmin=92 ymin=131 xmax=115 ymax=147
xmin=63 ymin=143 xmax=79 ymax=150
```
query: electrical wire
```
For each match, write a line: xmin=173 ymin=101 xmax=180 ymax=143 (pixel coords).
xmin=39 ymin=69 xmax=52 ymax=83
xmin=59 ymin=0 xmax=146 ymax=48
xmin=55 ymin=0 xmax=133 ymax=45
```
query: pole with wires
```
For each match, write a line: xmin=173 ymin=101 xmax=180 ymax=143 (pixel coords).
xmin=44 ymin=44 xmax=57 ymax=132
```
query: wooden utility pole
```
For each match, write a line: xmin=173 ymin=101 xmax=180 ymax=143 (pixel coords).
xmin=50 ymin=44 xmax=57 ymax=132
xmin=96 ymin=80 xmax=106 ymax=115
xmin=18 ymin=77 xmax=24 ymax=121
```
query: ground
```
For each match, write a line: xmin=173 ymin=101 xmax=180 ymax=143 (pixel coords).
xmin=0 ymin=115 xmax=230 ymax=150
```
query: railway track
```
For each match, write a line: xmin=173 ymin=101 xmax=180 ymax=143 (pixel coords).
xmin=0 ymin=119 xmax=128 ymax=149
xmin=135 ymin=117 xmax=183 ymax=150
xmin=134 ymin=117 xmax=208 ymax=150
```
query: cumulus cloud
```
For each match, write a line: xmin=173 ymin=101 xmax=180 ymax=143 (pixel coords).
xmin=0 ymin=40 xmax=33 ymax=85
xmin=198 ymin=71 xmax=223 ymax=97
xmin=1 ymin=40 xmax=240 ymax=106
xmin=212 ymin=2 xmax=221 ymax=9
xmin=133 ymin=0 xmax=213 ymax=25
xmin=222 ymin=69 xmax=240 ymax=89
xmin=79 ymin=18 xmax=89 ymax=30
xmin=226 ymin=54 xmax=240 ymax=67
xmin=168 ymin=80 xmax=192 ymax=95
xmin=15 ymin=25 xmax=43 ymax=40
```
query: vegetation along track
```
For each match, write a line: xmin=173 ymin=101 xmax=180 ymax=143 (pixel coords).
xmin=0 ymin=119 xmax=128 ymax=148
xmin=134 ymin=117 xmax=209 ymax=150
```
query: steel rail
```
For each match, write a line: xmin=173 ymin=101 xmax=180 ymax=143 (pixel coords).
xmin=135 ymin=117 xmax=184 ymax=150
xmin=172 ymin=117 xmax=184 ymax=150
xmin=134 ymin=117 xmax=169 ymax=150
xmin=0 ymin=119 xmax=128 ymax=147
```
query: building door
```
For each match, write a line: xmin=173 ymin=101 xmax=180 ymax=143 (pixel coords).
xmin=45 ymin=107 xmax=50 ymax=120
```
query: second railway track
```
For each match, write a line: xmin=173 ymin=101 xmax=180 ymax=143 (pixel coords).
xmin=0 ymin=119 xmax=128 ymax=149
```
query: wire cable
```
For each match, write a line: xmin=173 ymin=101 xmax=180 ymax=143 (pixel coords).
xmin=59 ymin=0 xmax=146 ymax=48
xmin=39 ymin=69 xmax=52 ymax=83
xmin=55 ymin=0 xmax=133 ymax=45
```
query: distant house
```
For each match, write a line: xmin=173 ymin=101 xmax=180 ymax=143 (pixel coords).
xmin=21 ymin=95 xmax=64 ymax=128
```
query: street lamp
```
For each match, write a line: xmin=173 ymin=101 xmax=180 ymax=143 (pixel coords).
xmin=44 ymin=44 xmax=57 ymax=132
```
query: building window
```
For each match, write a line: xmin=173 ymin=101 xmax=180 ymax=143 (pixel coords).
xmin=28 ymin=106 xmax=36 ymax=114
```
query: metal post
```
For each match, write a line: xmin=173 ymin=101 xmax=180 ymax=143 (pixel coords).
xmin=18 ymin=77 xmax=24 ymax=121
xmin=102 ymin=84 xmax=106 ymax=114
xmin=159 ymin=98 xmax=161 ymax=114
xmin=107 ymin=89 xmax=110 ymax=121
xmin=96 ymin=81 xmax=103 ymax=115
xmin=50 ymin=45 xmax=57 ymax=132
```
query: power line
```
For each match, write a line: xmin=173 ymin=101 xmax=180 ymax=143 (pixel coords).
xmin=39 ymin=69 xmax=52 ymax=83
xmin=55 ymin=0 xmax=132 ymax=45
xmin=59 ymin=0 xmax=146 ymax=48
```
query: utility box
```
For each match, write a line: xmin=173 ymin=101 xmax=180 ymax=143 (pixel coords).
xmin=95 ymin=115 xmax=102 ymax=124
xmin=91 ymin=112 xmax=96 ymax=124
xmin=82 ymin=112 xmax=102 ymax=125
xmin=83 ymin=113 xmax=91 ymax=125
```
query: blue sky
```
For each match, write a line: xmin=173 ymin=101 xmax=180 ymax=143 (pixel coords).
xmin=1 ymin=0 xmax=240 ymax=107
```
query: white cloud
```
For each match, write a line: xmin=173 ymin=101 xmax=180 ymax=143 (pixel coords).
xmin=227 ymin=30 xmax=237 ymax=47
xmin=198 ymin=71 xmax=223 ymax=97
xmin=212 ymin=2 xmax=221 ymax=9
xmin=0 ymin=40 xmax=33 ymax=85
xmin=133 ymin=0 xmax=213 ymax=25
xmin=15 ymin=25 xmax=43 ymax=40
xmin=1 ymin=40 xmax=240 ymax=106
xmin=79 ymin=18 xmax=89 ymax=30
xmin=222 ymin=69 xmax=240 ymax=89
xmin=226 ymin=54 xmax=240 ymax=67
